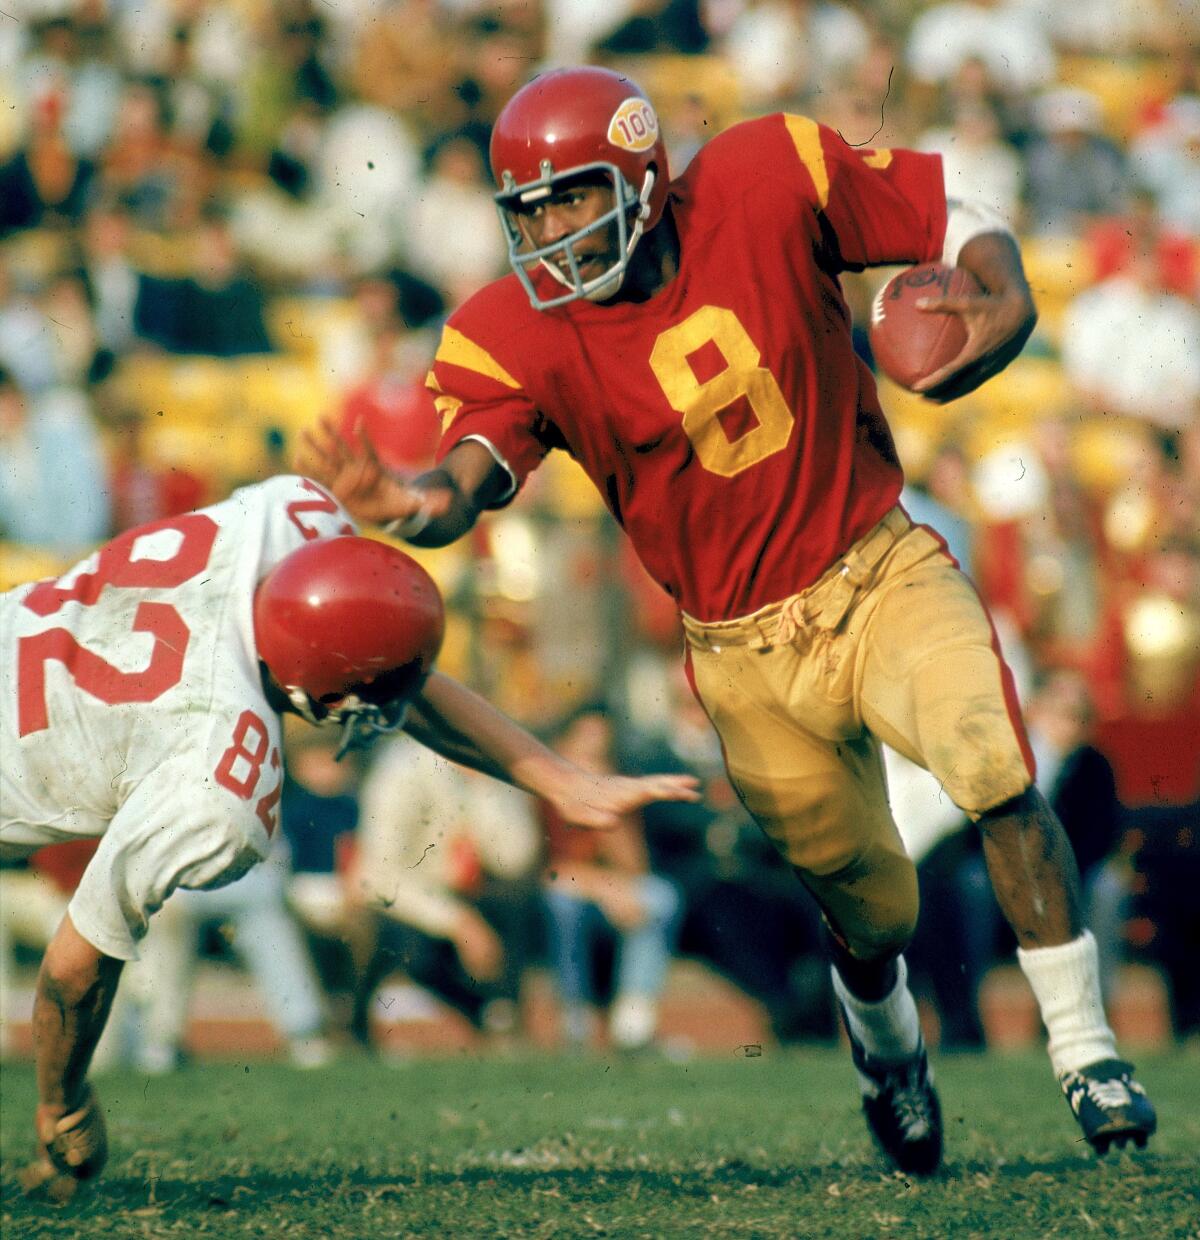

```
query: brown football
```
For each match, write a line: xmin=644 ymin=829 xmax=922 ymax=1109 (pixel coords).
xmin=868 ymin=263 xmax=981 ymax=392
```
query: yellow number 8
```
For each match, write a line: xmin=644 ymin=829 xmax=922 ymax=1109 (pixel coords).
xmin=649 ymin=306 xmax=794 ymax=478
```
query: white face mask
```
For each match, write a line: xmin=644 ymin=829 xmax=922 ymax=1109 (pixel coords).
xmin=286 ymin=686 xmax=410 ymax=759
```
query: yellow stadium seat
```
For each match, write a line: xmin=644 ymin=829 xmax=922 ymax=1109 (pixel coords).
xmin=1057 ymin=54 xmax=1176 ymax=142
xmin=616 ymin=55 xmax=744 ymax=132
xmin=235 ymin=355 xmax=337 ymax=438
xmin=142 ymin=418 xmax=267 ymax=487
xmin=268 ymin=296 xmax=359 ymax=360
xmin=0 ymin=542 xmax=72 ymax=592
xmin=970 ymin=357 xmax=1072 ymax=423
xmin=1072 ymin=416 xmax=1158 ymax=493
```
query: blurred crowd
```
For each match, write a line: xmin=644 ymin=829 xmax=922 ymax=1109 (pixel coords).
xmin=2 ymin=0 xmax=1199 ymax=1062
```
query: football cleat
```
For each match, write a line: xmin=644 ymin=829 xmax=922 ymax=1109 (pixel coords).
xmin=1059 ymin=1059 xmax=1157 ymax=1155
xmin=847 ymin=1030 xmax=944 ymax=1176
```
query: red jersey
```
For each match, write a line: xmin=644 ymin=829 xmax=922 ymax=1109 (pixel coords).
xmin=431 ymin=115 xmax=946 ymax=621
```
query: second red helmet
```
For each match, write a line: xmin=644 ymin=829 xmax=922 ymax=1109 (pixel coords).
xmin=253 ymin=536 xmax=444 ymax=752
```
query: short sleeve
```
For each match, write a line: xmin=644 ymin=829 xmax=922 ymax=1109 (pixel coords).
xmin=68 ymin=757 xmax=268 ymax=959
xmin=779 ymin=115 xmax=947 ymax=271
xmin=428 ymin=324 xmax=555 ymax=508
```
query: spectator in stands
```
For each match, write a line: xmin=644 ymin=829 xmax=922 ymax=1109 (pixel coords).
xmin=314 ymin=101 xmax=421 ymax=274
xmin=134 ymin=204 xmax=274 ymax=357
xmin=900 ymin=441 xmax=976 ymax=574
xmin=632 ymin=672 xmax=836 ymax=1043
xmin=1060 ymin=235 xmax=1200 ymax=428
xmin=278 ymin=729 xmax=367 ymax=1034
xmin=0 ymin=859 xmax=69 ymax=1059
xmin=1130 ymin=96 xmax=1200 ymax=236
xmin=348 ymin=0 xmax=469 ymax=144
xmin=0 ymin=367 xmax=111 ymax=556
xmin=1025 ymin=669 xmax=1128 ymax=998
xmin=94 ymin=844 xmax=337 ymax=1073
xmin=886 ymin=747 xmax=985 ymax=1049
xmin=1024 ymin=88 xmax=1129 ymax=236
xmin=351 ymin=734 xmax=543 ymax=1046
xmin=1086 ymin=186 xmax=1198 ymax=300
xmin=79 ymin=198 xmax=143 ymax=358
xmin=94 ymin=81 xmax=176 ymax=231
xmin=542 ymin=703 xmax=683 ymax=1053
xmin=0 ymin=83 xmax=96 ymax=238
xmin=407 ymin=132 xmax=508 ymax=307
xmin=905 ymin=0 xmax=1056 ymax=97
xmin=229 ymin=102 xmax=345 ymax=288
xmin=1125 ymin=791 xmax=1200 ymax=1039
xmin=104 ymin=408 xmax=208 ymax=534
xmin=337 ymin=327 xmax=442 ymax=479
xmin=714 ymin=0 xmax=871 ymax=113
xmin=973 ymin=422 xmax=1124 ymax=712
xmin=918 ymin=101 xmax=1023 ymax=227
xmin=593 ymin=0 xmax=709 ymax=56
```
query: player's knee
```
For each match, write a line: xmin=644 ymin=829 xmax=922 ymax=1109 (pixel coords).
xmin=840 ymin=896 xmax=918 ymax=962
xmin=927 ymin=730 xmax=1032 ymax=819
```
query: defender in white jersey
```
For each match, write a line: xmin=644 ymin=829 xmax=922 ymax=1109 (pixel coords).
xmin=1 ymin=475 xmax=699 ymax=1199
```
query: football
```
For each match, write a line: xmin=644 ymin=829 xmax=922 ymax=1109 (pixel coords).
xmin=869 ymin=263 xmax=981 ymax=392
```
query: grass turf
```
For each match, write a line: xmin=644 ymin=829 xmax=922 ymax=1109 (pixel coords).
xmin=2 ymin=1048 xmax=1199 ymax=1239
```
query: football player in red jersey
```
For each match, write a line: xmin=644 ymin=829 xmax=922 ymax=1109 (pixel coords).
xmin=302 ymin=66 xmax=1156 ymax=1171
xmin=4 ymin=476 xmax=700 ymax=1200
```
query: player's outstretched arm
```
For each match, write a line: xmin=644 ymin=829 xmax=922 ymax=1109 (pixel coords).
xmin=296 ymin=418 xmax=505 ymax=546
xmin=913 ymin=231 xmax=1037 ymax=403
xmin=21 ymin=913 xmax=120 ymax=1199
xmin=405 ymin=671 xmax=701 ymax=829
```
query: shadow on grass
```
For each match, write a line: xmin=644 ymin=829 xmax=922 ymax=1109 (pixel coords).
xmin=9 ymin=1148 xmax=1164 ymax=1222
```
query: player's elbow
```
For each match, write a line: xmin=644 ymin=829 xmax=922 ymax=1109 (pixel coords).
xmin=40 ymin=922 xmax=121 ymax=1006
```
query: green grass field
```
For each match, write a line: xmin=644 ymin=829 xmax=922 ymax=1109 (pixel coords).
xmin=3 ymin=1049 xmax=1198 ymax=1239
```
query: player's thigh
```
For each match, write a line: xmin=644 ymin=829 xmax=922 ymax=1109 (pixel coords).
xmin=687 ymin=645 xmax=917 ymax=957
xmin=860 ymin=558 xmax=1033 ymax=817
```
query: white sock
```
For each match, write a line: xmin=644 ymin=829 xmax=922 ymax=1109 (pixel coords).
xmin=609 ymin=994 xmax=657 ymax=1050
xmin=1016 ymin=930 xmax=1118 ymax=1076
xmin=831 ymin=955 xmax=921 ymax=1064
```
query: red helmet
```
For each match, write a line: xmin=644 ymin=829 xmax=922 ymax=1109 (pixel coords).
xmin=254 ymin=536 xmax=444 ymax=753
xmin=490 ymin=66 xmax=670 ymax=309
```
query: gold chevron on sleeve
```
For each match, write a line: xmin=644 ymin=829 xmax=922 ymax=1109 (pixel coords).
xmin=783 ymin=115 xmax=830 ymax=210
xmin=425 ymin=371 xmax=465 ymax=431
xmin=435 ymin=326 xmax=522 ymax=390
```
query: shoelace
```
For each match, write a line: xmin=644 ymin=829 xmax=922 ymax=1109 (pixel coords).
xmin=889 ymin=1070 xmax=935 ymax=1136
xmin=1076 ymin=1078 xmax=1132 ymax=1111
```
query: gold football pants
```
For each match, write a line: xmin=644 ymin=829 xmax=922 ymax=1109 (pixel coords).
xmin=683 ymin=506 xmax=1034 ymax=961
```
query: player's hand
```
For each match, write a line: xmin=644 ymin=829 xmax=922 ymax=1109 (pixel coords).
xmin=912 ymin=284 xmax=1036 ymax=403
xmin=547 ymin=768 xmax=701 ymax=832
xmin=296 ymin=417 xmax=454 ymax=529
xmin=20 ymin=1085 xmax=108 ymax=1201
xmin=451 ymin=910 xmax=504 ymax=982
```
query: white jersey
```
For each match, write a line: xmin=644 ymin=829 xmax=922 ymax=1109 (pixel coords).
xmin=0 ymin=475 xmax=355 ymax=959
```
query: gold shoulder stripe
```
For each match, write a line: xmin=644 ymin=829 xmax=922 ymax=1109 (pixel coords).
xmin=783 ymin=115 xmax=830 ymax=210
xmin=435 ymin=326 xmax=521 ymax=390
xmin=425 ymin=370 xmax=464 ymax=432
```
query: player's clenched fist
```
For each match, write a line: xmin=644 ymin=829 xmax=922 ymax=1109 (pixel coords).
xmin=21 ymin=1086 xmax=109 ymax=1200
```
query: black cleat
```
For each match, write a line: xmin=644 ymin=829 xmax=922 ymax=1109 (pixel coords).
xmin=1060 ymin=1059 xmax=1157 ymax=1155
xmin=846 ymin=1030 xmax=944 ymax=1176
